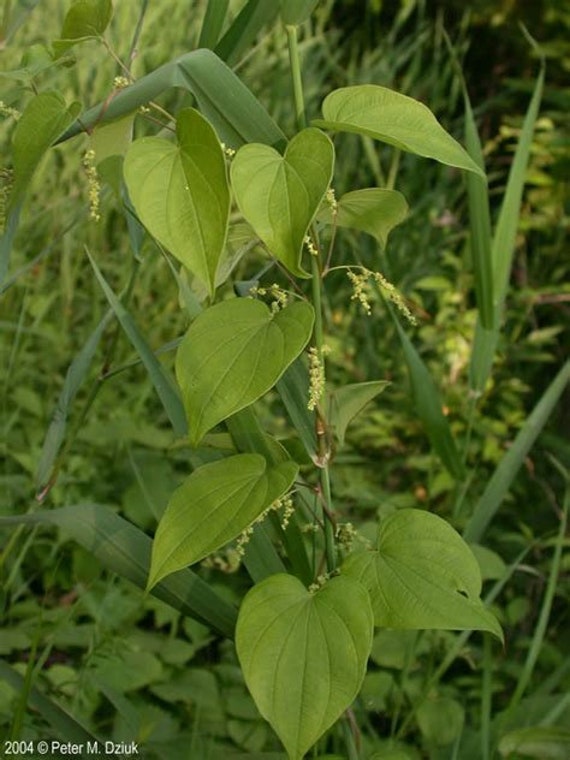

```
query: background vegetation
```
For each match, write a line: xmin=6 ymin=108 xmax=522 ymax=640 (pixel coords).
xmin=1 ymin=0 xmax=568 ymax=758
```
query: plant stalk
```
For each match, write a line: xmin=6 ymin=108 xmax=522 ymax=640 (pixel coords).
xmin=286 ymin=22 xmax=336 ymax=572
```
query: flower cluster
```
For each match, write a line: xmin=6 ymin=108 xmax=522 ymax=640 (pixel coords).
xmin=0 ymin=168 xmax=14 ymax=234
xmin=308 ymin=573 xmax=330 ymax=594
xmin=113 ymin=75 xmax=130 ymax=90
xmin=304 ymin=234 xmax=318 ymax=256
xmin=220 ymin=142 xmax=236 ymax=158
xmin=235 ymin=493 xmax=296 ymax=557
xmin=250 ymin=283 xmax=289 ymax=313
xmin=307 ymin=345 xmax=329 ymax=411
xmin=0 ymin=100 xmax=21 ymax=120
xmin=82 ymin=149 xmax=101 ymax=222
xmin=325 ymin=187 xmax=338 ymax=214
xmin=347 ymin=267 xmax=417 ymax=325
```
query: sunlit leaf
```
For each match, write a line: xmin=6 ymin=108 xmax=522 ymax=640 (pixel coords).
xmin=342 ymin=509 xmax=503 ymax=640
xmin=313 ymin=85 xmax=484 ymax=177
xmin=148 ymin=453 xmax=297 ymax=588
xmin=236 ymin=574 xmax=373 ymax=759
xmin=176 ymin=298 xmax=314 ymax=446
xmin=231 ymin=128 xmax=334 ymax=277
xmin=124 ymin=108 xmax=229 ymax=297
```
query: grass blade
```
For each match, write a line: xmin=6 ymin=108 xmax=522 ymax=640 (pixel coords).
xmin=58 ymin=49 xmax=286 ymax=149
xmin=198 ymin=0 xmax=229 ymax=49
xmin=85 ymin=247 xmax=187 ymax=437
xmin=463 ymin=360 xmax=570 ymax=542
xmin=276 ymin=358 xmax=317 ymax=460
xmin=36 ymin=310 xmax=113 ymax=491
xmin=464 ymin=93 xmax=494 ymax=330
xmin=393 ymin=317 xmax=465 ymax=480
xmin=506 ymin=473 xmax=568 ymax=714
xmin=214 ymin=0 xmax=279 ymax=67
xmin=0 ymin=505 xmax=238 ymax=638
xmin=0 ymin=661 xmax=100 ymax=743
xmin=470 ymin=56 xmax=545 ymax=393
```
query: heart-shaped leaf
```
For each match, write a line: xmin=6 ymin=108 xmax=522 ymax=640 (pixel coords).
xmin=313 ymin=86 xmax=484 ymax=178
xmin=319 ymin=188 xmax=408 ymax=248
xmin=124 ymin=107 xmax=229 ymax=297
xmin=342 ymin=509 xmax=503 ymax=640
xmin=230 ymin=128 xmax=334 ymax=277
xmin=236 ymin=574 xmax=373 ymax=759
xmin=176 ymin=298 xmax=314 ymax=446
xmin=148 ymin=453 xmax=298 ymax=589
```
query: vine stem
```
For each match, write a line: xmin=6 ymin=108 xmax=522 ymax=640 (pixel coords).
xmin=286 ymin=23 xmax=336 ymax=572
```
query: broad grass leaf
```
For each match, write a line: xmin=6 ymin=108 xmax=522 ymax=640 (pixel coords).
xmin=393 ymin=318 xmax=464 ymax=480
xmin=148 ymin=453 xmax=298 ymax=588
xmin=230 ymin=128 xmax=334 ymax=277
xmin=314 ymin=85 xmax=484 ymax=177
xmin=236 ymin=574 xmax=373 ymax=759
xmin=329 ymin=380 xmax=389 ymax=447
xmin=59 ymin=49 xmax=286 ymax=150
xmin=0 ymin=506 xmax=237 ymax=638
xmin=498 ymin=727 xmax=570 ymax=759
xmin=342 ymin=509 xmax=503 ymax=640
xmin=319 ymin=188 xmax=408 ymax=248
xmin=176 ymin=298 xmax=314 ymax=446
xmin=124 ymin=108 xmax=229 ymax=297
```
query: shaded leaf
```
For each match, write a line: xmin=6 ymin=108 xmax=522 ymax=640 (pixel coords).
xmin=280 ymin=0 xmax=320 ymax=26
xmin=319 ymin=188 xmax=408 ymax=248
xmin=329 ymin=380 xmax=389 ymax=447
xmin=176 ymin=298 xmax=314 ymax=446
xmin=313 ymin=85 xmax=484 ymax=177
xmin=342 ymin=509 xmax=503 ymax=640
xmin=231 ymin=128 xmax=334 ymax=277
xmin=0 ymin=506 xmax=237 ymax=638
xmin=498 ymin=727 xmax=570 ymax=759
xmin=236 ymin=574 xmax=373 ymax=759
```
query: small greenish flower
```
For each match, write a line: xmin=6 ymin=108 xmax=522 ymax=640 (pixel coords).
xmin=0 ymin=100 xmax=21 ymax=120
xmin=347 ymin=267 xmax=417 ymax=325
xmin=82 ymin=149 xmax=101 ymax=222
xmin=113 ymin=75 xmax=130 ymax=90
xmin=325 ymin=187 xmax=338 ymax=213
xmin=307 ymin=346 xmax=326 ymax=411
xmin=304 ymin=234 xmax=319 ymax=256
xmin=220 ymin=141 xmax=236 ymax=158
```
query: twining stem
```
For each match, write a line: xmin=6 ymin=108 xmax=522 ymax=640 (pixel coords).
xmin=286 ymin=23 xmax=336 ymax=572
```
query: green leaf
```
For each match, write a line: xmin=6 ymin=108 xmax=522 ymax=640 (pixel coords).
xmin=313 ymin=85 xmax=484 ymax=177
xmin=60 ymin=0 xmax=112 ymax=38
xmin=215 ymin=0 xmax=280 ymax=68
xmin=124 ymin=108 xmax=229 ymax=297
xmin=198 ymin=0 xmax=230 ymax=48
xmin=0 ymin=506 xmax=237 ymax=638
xmin=231 ymin=128 xmax=334 ymax=277
xmin=148 ymin=453 xmax=297 ymax=588
xmin=341 ymin=509 xmax=503 ymax=640
xmin=329 ymin=380 xmax=389 ymax=447
xmin=417 ymin=697 xmax=465 ymax=747
xmin=9 ymin=91 xmax=81 ymax=210
xmin=498 ymin=727 xmax=570 ymax=759
xmin=236 ymin=574 xmax=373 ymax=759
xmin=59 ymin=49 xmax=286 ymax=150
xmin=176 ymin=298 xmax=314 ymax=446
xmin=464 ymin=360 xmax=570 ymax=543
xmin=319 ymin=188 xmax=408 ymax=248
xmin=280 ymin=0 xmax=320 ymax=26
xmin=90 ymin=114 xmax=134 ymax=163
xmin=393 ymin=317 xmax=465 ymax=480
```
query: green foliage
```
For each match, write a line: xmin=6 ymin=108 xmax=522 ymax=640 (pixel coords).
xmin=1 ymin=0 xmax=568 ymax=757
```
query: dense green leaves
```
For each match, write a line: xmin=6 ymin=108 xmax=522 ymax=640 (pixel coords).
xmin=176 ymin=298 xmax=314 ymax=446
xmin=148 ymin=453 xmax=297 ymax=588
xmin=231 ymin=128 xmax=334 ymax=277
xmin=313 ymin=85 xmax=484 ymax=177
xmin=319 ymin=188 xmax=408 ymax=248
xmin=236 ymin=574 xmax=373 ymax=759
xmin=124 ymin=108 xmax=229 ymax=297
xmin=342 ymin=509 xmax=503 ymax=639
